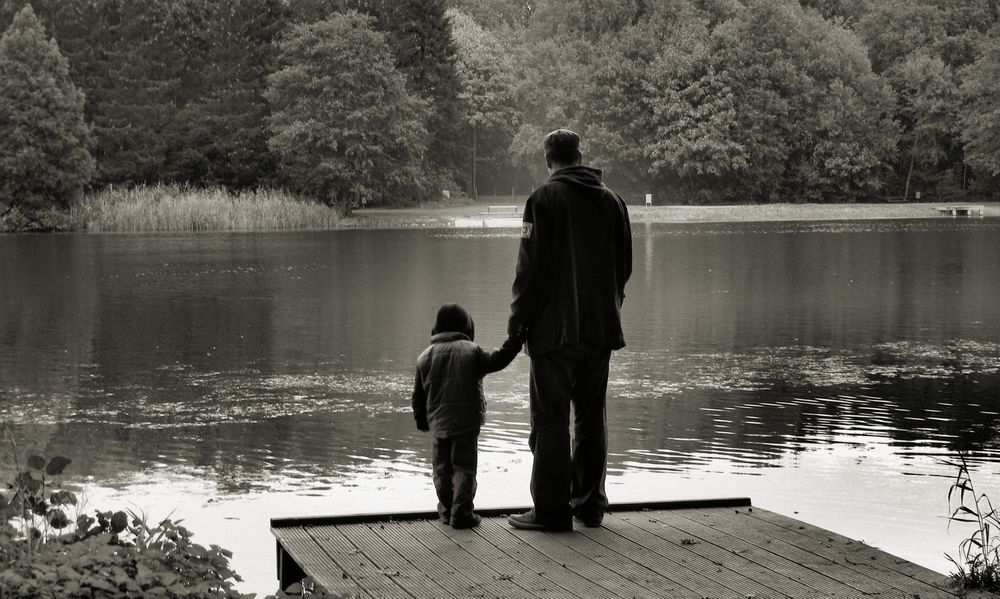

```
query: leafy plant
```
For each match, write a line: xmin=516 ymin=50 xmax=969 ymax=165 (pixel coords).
xmin=1 ymin=426 xmax=252 ymax=598
xmin=944 ymin=452 xmax=1000 ymax=592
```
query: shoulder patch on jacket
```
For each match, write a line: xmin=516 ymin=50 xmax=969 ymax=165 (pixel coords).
xmin=521 ymin=222 xmax=533 ymax=239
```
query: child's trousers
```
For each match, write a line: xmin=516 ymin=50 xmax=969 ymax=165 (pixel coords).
xmin=432 ymin=433 xmax=478 ymax=525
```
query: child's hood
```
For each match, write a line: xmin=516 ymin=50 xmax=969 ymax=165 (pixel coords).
xmin=432 ymin=303 xmax=475 ymax=341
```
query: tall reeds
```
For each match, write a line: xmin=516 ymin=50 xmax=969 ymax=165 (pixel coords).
xmin=945 ymin=452 xmax=1000 ymax=592
xmin=71 ymin=184 xmax=343 ymax=232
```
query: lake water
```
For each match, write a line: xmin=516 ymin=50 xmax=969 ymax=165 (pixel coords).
xmin=3 ymin=219 xmax=1000 ymax=596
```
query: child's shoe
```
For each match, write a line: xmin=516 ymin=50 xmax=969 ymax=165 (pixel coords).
xmin=450 ymin=513 xmax=481 ymax=529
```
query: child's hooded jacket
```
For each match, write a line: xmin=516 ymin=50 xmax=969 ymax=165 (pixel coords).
xmin=412 ymin=304 xmax=520 ymax=437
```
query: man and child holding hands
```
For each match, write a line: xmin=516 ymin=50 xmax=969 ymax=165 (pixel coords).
xmin=411 ymin=129 xmax=633 ymax=531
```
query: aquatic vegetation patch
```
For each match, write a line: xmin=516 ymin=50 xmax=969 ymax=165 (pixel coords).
xmin=944 ymin=453 xmax=1000 ymax=593
xmin=72 ymin=184 xmax=343 ymax=232
xmin=617 ymin=340 xmax=1000 ymax=397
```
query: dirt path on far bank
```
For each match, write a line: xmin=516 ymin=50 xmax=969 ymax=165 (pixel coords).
xmin=346 ymin=201 xmax=1000 ymax=229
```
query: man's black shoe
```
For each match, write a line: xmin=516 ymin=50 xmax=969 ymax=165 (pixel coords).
xmin=573 ymin=515 xmax=602 ymax=528
xmin=507 ymin=510 xmax=571 ymax=531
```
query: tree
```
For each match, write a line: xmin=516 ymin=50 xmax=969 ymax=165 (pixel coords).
xmin=798 ymin=0 xmax=869 ymax=26
xmin=0 ymin=5 xmax=93 ymax=220
xmin=506 ymin=34 xmax=590 ymax=179
xmin=890 ymin=52 xmax=961 ymax=198
xmin=266 ymin=11 xmax=429 ymax=209
xmin=960 ymin=34 xmax=1000 ymax=183
xmin=706 ymin=0 xmax=895 ymax=201
xmin=857 ymin=0 xmax=995 ymax=74
xmin=856 ymin=0 xmax=998 ymax=196
xmin=448 ymin=0 xmax=533 ymax=31
xmin=582 ymin=7 xmax=749 ymax=199
xmin=576 ymin=0 xmax=893 ymax=202
xmin=166 ymin=0 xmax=287 ymax=188
xmin=366 ymin=0 xmax=465 ymax=186
xmin=448 ymin=8 xmax=519 ymax=196
xmin=44 ymin=0 xmax=188 ymax=184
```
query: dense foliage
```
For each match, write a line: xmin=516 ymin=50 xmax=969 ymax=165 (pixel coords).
xmin=267 ymin=11 xmax=429 ymax=209
xmin=0 ymin=5 xmax=93 ymax=229
xmin=1 ymin=0 xmax=999 ymax=207
xmin=0 ymin=448 xmax=250 ymax=598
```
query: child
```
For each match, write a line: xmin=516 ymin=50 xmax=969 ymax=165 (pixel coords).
xmin=411 ymin=303 xmax=522 ymax=528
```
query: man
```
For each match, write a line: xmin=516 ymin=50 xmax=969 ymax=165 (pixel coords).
xmin=507 ymin=129 xmax=632 ymax=531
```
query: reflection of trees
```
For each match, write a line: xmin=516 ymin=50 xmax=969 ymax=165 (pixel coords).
xmin=86 ymin=236 xmax=277 ymax=387
xmin=266 ymin=231 xmax=518 ymax=371
xmin=606 ymin=372 xmax=1000 ymax=474
xmin=0 ymin=236 xmax=98 ymax=450
xmin=627 ymin=224 xmax=1000 ymax=354
xmin=5 ymin=226 xmax=1000 ymax=491
xmin=884 ymin=375 xmax=1000 ymax=453
xmin=37 ymin=409 xmax=424 ymax=491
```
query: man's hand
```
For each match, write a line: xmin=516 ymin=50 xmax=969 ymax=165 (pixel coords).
xmin=508 ymin=322 xmax=528 ymax=343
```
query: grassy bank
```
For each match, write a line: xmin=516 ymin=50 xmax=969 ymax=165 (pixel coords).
xmin=71 ymin=185 xmax=343 ymax=232
xmin=349 ymin=197 xmax=1000 ymax=228
xmin=6 ymin=188 xmax=996 ymax=233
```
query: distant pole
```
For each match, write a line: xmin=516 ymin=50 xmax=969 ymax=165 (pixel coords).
xmin=645 ymin=193 xmax=652 ymax=206
xmin=472 ymin=126 xmax=477 ymax=201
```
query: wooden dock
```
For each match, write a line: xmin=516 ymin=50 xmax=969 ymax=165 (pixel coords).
xmin=936 ymin=205 xmax=984 ymax=216
xmin=269 ymin=498 xmax=981 ymax=598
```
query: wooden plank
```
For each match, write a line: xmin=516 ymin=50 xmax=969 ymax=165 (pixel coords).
xmin=335 ymin=521 xmax=453 ymax=599
xmin=746 ymin=507 xmax=960 ymax=594
xmin=475 ymin=518 xmax=623 ymax=599
xmin=500 ymin=525 xmax=686 ymax=599
xmin=416 ymin=522 xmax=566 ymax=599
xmin=558 ymin=519 xmax=736 ymax=598
xmin=307 ymin=524 xmax=414 ymax=599
xmin=703 ymin=508 xmax=959 ymax=598
xmin=632 ymin=510 xmax=857 ymax=599
xmin=675 ymin=508 xmax=936 ymax=599
xmin=377 ymin=519 xmax=527 ymax=599
xmin=589 ymin=512 xmax=777 ymax=599
xmin=271 ymin=527 xmax=361 ymax=596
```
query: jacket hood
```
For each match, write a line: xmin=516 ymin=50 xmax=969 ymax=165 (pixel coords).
xmin=432 ymin=303 xmax=475 ymax=341
xmin=547 ymin=165 xmax=606 ymax=192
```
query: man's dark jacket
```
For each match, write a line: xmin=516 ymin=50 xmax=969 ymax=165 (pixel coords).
xmin=508 ymin=165 xmax=632 ymax=355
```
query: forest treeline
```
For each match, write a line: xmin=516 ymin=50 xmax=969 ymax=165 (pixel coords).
xmin=1 ymin=0 xmax=999 ymax=219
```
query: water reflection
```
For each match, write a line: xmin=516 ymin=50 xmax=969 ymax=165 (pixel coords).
xmin=3 ymin=220 xmax=1000 ymax=594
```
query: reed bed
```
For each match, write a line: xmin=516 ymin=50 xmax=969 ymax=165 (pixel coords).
xmin=72 ymin=185 xmax=343 ymax=232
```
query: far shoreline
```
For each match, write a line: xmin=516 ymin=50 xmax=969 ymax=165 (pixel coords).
xmin=347 ymin=200 xmax=1000 ymax=229
xmin=5 ymin=188 xmax=998 ymax=233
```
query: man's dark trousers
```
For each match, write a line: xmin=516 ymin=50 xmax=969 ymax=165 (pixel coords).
xmin=431 ymin=434 xmax=478 ymax=524
xmin=528 ymin=342 xmax=611 ymax=527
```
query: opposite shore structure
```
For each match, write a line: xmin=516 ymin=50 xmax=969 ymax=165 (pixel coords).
xmin=346 ymin=201 xmax=999 ymax=230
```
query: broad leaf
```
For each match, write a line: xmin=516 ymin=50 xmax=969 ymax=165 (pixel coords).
xmin=111 ymin=510 xmax=128 ymax=533
xmin=49 ymin=508 xmax=71 ymax=529
xmin=45 ymin=456 xmax=71 ymax=476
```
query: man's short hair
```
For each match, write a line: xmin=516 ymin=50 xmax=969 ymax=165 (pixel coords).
xmin=543 ymin=129 xmax=582 ymax=166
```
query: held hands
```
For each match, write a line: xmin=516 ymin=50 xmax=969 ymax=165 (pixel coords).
xmin=508 ymin=322 xmax=528 ymax=344
xmin=502 ymin=336 xmax=524 ymax=353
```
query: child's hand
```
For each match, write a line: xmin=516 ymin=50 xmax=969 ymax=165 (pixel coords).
xmin=502 ymin=336 xmax=523 ymax=352
xmin=509 ymin=322 xmax=528 ymax=343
